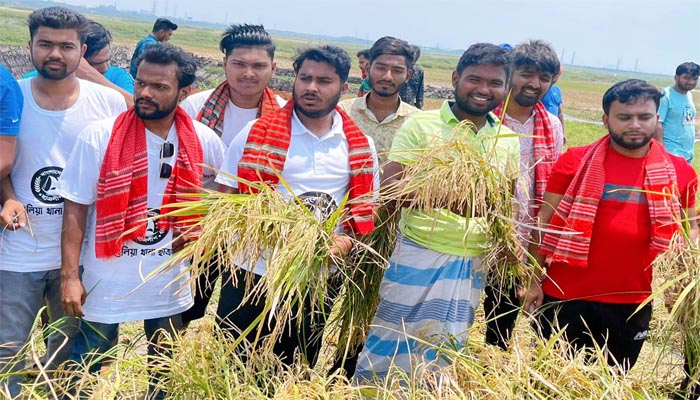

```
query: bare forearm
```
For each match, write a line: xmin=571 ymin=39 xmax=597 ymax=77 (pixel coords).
xmin=61 ymin=201 xmax=88 ymax=280
xmin=0 ymin=175 xmax=17 ymax=204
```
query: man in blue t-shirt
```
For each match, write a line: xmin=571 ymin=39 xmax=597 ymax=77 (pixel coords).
xmin=0 ymin=64 xmax=22 ymax=181
xmin=655 ymin=62 xmax=699 ymax=162
xmin=129 ymin=18 xmax=177 ymax=78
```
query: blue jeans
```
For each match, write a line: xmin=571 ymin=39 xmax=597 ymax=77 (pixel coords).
xmin=0 ymin=269 xmax=79 ymax=398
xmin=68 ymin=314 xmax=182 ymax=399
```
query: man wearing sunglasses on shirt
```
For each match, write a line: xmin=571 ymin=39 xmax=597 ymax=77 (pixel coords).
xmin=57 ymin=44 xmax=224 ymax=399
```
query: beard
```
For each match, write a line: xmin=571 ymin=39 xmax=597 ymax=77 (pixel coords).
xmin=453 ymin=91 xmax=498 ymax=117
xmin=292 ymin=88 xmax=341 ymax=119
xmin=513 ymin=88 xmax=541 ymax=108
xmin=608 ymin=126 xmax=653 ymax=150
xmin=134 ymin=96 xmax=179 ymax=120
xmin=35 ymin=59 xmax=79 ymax=81
xmin=370 ymin=76 xmax=403 ymax=98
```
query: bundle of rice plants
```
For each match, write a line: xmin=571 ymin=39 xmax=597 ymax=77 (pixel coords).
xmin=651 ymin=231 xmax=700 ymax=397
xmin=328 ymin=204 xmax=399 ymax=368
xmin=380 ymin=118 xmax=522 ymax=279
xmin=157 ymin=178 xmax=362 ymax=355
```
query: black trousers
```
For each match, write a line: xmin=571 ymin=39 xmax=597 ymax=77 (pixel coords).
xmin=483 ymin=275 xmax=521 ymax=350
xmin=534 ymin=294 xmax=652 ymax=372
xmin=215 ymin=268 xmax=340 ymax=367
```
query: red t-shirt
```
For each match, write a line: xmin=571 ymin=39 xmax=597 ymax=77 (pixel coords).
xmin=541 ymin=145 xmax=697 ymax=304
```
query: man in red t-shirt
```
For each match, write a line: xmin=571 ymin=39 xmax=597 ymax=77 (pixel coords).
xmin=522 ymin=79 xmax=699 ymax=372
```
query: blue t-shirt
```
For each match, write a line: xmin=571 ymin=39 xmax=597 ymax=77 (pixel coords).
xmin=541 ymin=84 xmax=563 ymax=116
xmin=23 ymin=66 xmax=134 ymax=94
xmin=129 ymin=34 xmax=159 ymax=78
xmin=0 ymin=65 xmax=22 ymax=136
xmin=659 ymin=86 xmax=697 ymax=162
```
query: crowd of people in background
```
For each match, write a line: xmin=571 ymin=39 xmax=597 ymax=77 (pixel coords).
xmin=0 ymin=5 xmax=699 ymax=399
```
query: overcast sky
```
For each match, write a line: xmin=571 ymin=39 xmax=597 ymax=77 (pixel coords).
xmin=64 ymin=0 xmax=699 ymax=75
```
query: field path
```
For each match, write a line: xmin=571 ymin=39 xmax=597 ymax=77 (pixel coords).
xmin=563 ymin=113 xmax=604 ymax=126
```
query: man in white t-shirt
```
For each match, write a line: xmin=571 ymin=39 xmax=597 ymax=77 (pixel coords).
xmin=215 ymin=45 xmax=378 ymax=368
xmin=179 ymin=24 xmax=285 ymax=327
xmin=58 ymin=44 xmax=224 ymax=399
xmin=0 ymin=7 xmax=126 ymax=397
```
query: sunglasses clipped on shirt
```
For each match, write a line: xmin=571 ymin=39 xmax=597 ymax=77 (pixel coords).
xmin=160 ymin=142 xmax=174 ymax=179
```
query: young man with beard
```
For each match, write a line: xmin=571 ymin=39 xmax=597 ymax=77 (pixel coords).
xmin=655 ymin=62 xmax=699 ymax=163
xmin=339 ymin=36 xmax=418 ymax=167
xmin=25 ymin=20 xmax=135 ymax=107
xmin=0 ymin=7 xmax=126 ymax=397
xmin=59 ymin=44 xmax=224 ymax=398
xmin=354 ymin=43 xmax=519 ymax=381
xmin=523 ymin=79 xmax=698 ymax=373
xmin=484 ymin=39 xmax=565 ymax=350
xmin=179 ymin=24 xmax=285 ymax=328
xmin=215 ymin=45 xmax=379 ymax=367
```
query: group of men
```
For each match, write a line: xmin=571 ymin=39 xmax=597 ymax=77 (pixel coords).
xmin=0 ymin=5 xmax=699 ymax=398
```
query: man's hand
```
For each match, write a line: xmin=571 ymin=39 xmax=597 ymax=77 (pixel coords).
xmin=61 ymin=277 xmax=86 ymax=317
xmin=0 ymin=198 xmax=26 ymax=230
xmin=518 ymin=278 xmax=544 ymax=314
xmin=330 ymin=233 xmax=353 ymax=258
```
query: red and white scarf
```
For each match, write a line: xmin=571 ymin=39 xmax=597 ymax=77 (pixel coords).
xmin=494 ymin=101 xmax=557 ymax=206
xmin=237 ymin=100 xmax=375 ymax=235
xmin=541 ymin=136 xmax=681 ymax=268
xmin=95 ymin=107 xmax=203 ymax=259
xmin=197 ymin=83 xmax=280 ymax=137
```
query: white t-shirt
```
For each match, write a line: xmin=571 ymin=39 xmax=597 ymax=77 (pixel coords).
xmin=56 ymin=117 xmax=225 ymax=324
xmin=180 ymin=88 xmax=286 ymax=147
xmin=0 ymin=78 xmax=126 ymax=273
xmin=215 ymin=110 xmax=379 ymax=275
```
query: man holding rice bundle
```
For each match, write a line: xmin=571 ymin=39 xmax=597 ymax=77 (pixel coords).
xmin=485 ymin=39 xmax=565 ymax=350
xmin=354 ymin=43 xmax=520 ymax=381
xmin=179 ymin=23 xmax=285 ymax=328
xmin=523 ymin=79 xmax=698 ymax=373
xmin=214 ymin=45 xmax=379 ymax=367
xmin=59 ymin=44 xmax=224 ymax=398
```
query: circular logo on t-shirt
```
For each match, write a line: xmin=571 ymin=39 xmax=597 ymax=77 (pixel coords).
xmin=298 ymin=192 xmax=338 ymax=223
xmin=30 ymin=166 xmax=63 ymax=204
xmin=134 ymin=209 xmax=168 ymax=246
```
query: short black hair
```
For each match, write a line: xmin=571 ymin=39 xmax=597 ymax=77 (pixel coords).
xmin=510 ymin=39 xmax=560 ymax=77
xmin=84 ymin=20 xmax=111 ymax=59
xmin=356 ymin=49 xmax=370 ymax=59
xmin=219 ymin=24 xmax=275 ymax=59
xmin=136 ymin=43 xmax=197 ymax=88
xmin=676 ymin=62 xmax=700 ymax=78
xmin=293 ymin=45 xmax=351 ymax=83
xmin=153 ymin=17 xmax=177 ymax=32
xmin=368 ymin=36 xmax=414 ymax=69
xmin=28 ymin=6 xmax=88 ymax=44
xmin=602 ymin=79 xmax=661 ymax=115
xmin=456 ymin=43 xmax=511 ymax=80
xmin=411 ymin=44 xmax=421 ymax=62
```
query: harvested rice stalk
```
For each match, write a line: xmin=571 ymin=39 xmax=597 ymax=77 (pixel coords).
xmin=653 ymin=231 xmax=700 ymax=387
xmin=158 ymin=180 xmax=352 ymax=352
xmin=329 ymin=204 xmax=400 ymax=365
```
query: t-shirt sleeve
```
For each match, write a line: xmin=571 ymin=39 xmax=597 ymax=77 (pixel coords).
xmin=387 ymin=117 xmax=423 ymax=164
xmin=57 ymin=123 xmax=107 ymax=205
xmin=545 ymin=148 xmax=580 ymax=195
xmin=110 ymin=68 xmax=134 ymax=94
xmin=0 ymin=72 xmax=23 ymax=136
xmin=658 ymin=91 xmax=670 ymax=123
xmin=214 ymin=120 xmax=255 ymax=189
